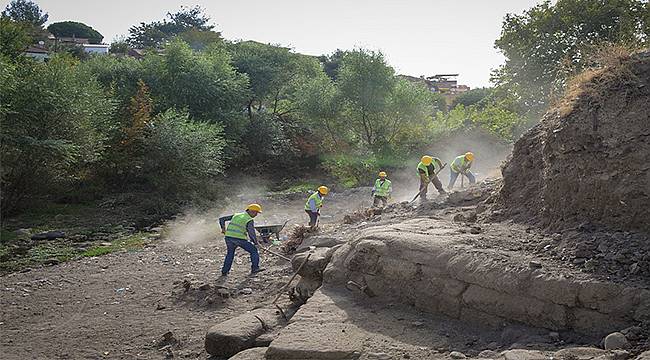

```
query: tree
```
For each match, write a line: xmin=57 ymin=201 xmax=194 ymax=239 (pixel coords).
xmin=109 ymin=39 xmax=129 ymax=54
xmin=47 ymin=21 xmax=104 ymax=44
xmin=2 ymin=0 xmax=48 ymax=26
xmin=127 ymin=6 xmax=220 ymax=49
xmin=451 ymin=88 xmax=492 ymax=109
xmin=337 ymin=49 xmax=395 ymax=150
xmin=0 ymin=17 xmax=31 ymax=59
xmin=318 ymin=49 xmax=346 ymax=80
xmin=493 ymin=0 xmax=649 ymax=114
xmin=0 ymin=55 xmax=115 ymax=214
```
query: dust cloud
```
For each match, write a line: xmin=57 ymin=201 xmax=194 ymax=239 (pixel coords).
xmin=389 ymin=129 xmax=512 ymax=202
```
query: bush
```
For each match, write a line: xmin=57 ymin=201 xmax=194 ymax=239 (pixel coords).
xmin=0 ymin=55 xmax=115 ymax=215
xmin=141 ymin=109 xmax=227 ymax=201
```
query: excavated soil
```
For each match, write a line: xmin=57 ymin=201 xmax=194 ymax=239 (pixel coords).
xmin=496 ymin=50 xmax=650 ymax=234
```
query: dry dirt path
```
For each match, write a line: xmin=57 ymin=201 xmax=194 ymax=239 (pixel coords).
xmin=0 ymin=189 xmax=370 ymax=359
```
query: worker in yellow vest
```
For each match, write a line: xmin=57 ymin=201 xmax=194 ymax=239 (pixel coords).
xmin=449 ymin=152 xmax=476 ymax=189
xmin=372 ymin=171 xmax=392 ymax=208
xmin=305 ymin=186 xmax=329 ymax=228
xmin=417 ymin=155 xmax=446 ymax=202
xmin=219 ymin=204 xmax=264 ymax=276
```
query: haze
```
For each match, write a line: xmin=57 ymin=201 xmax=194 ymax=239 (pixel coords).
xmin=8 ymin=0 xmax=544 ymax=87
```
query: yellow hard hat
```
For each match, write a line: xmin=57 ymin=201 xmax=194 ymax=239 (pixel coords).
xmin=318 ymin=186 xmax=329 ymax=195
xmin=378 ymin=171 xmax=387 ymax=177
xmin=465 ymin=152 xmax=475 ymax=161
xmin=246 ymin=203 xmax=262 ymax=213
xmin=421 ymin=155 xmax=433 ymax=165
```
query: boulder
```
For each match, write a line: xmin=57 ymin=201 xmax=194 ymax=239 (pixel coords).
xmin=554 ymin=347 xmax=607 ymax=360
xmin=501 ymin=349 xmax=548 ymax=360
xmin=205 ymin=307 xmax=285 ymax=357
xmin=603 ymin=332 xmax=630 ymax=350
xmin=296 ymin=235 xmax=345 ymax=252
xmin=229 ymin=347 xmax=268 ymax=360
xmin=266 ymin=322 xmax=363 ymax=360
xmin=292 ymin=247 xmax=333 ymax=280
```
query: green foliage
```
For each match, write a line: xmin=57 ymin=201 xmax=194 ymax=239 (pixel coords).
xmin=493 ymin=0 xmax=649 ymax=114
xmin=0 ymin=55 xmax=115 ymax=215
xmin=0 ymin=17 xmax=31 ymax=59
xmin=2 ymin=0 xmax=48 ymax=26
xmin=433 ymin=102 xmax=522 ymax=142
xmin=141 ymin=109 xmax=227 ymax=198
xmin=47 ymin=21 xmax=104 ymax=44
xmin=127 ymin=6 xmax=219 ymax=49
xmin=451 ymin=88 xmax=492 ymax=109
xmin=318 ymin=49 xmax=346 ymax=80
xmin=109 ymin=39 xmax=129 ymax=54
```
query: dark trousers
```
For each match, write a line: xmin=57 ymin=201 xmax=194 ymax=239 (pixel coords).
xmin=419 ymin=173 xmax=445 ymax=200
xmin=305 ymin=210 xmax=319 ymax=227
xmin=373 ymin=195 xmax=388 ymax=208
xmin=221 ymin=236 xmax=260 ymax=275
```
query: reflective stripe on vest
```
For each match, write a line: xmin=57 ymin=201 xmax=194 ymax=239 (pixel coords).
xmin=225 ymin=212 xmax=253 ymax=240
xmin=304 ymin=192 xmax=323 ymax=211
xmin=374 ymin=179 xmax=391 ymax=197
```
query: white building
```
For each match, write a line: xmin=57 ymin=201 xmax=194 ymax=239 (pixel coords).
xmin=82 ymin=44 xmax=109 ymax=55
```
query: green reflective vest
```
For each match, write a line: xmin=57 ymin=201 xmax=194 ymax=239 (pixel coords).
xmin=417 ymin=158 xmax=441 ymax=177
xmin=374 ymin=179 xmax=392 ymax=197
xmin=224 ymin=212 xmax=253 ymax=240
xmin=451 ymin=155 xmax=471 ymax=172
xmin=304 ymin=192 xmax=323 ymax=211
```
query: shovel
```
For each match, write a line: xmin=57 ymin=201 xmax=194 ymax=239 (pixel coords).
xmin=409 ymin=163 xmax=447 ymax=204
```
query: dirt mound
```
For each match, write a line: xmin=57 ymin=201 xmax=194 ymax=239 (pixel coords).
xmin=497 ymin=49 xmax=650 ymax=234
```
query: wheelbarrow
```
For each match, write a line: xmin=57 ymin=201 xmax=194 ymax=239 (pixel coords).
xmin=255 ymin=219 xmax=289 ymax=244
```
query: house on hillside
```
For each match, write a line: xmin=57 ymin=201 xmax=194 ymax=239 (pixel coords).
xmin=82 ymin=44 xmax=109 ymax=55
xmin=24 ymin=45 xmax=50 ymax=62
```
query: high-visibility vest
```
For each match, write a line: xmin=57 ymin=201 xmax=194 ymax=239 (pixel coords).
xmin=224 ymin=212 xmax=253 ymax=240
xmin=374 ymin=179 xmax=392 ymax=197
xmin=451 ymin=155 xmax=471 ymax=172
xmin=417 ymin=158 xmax=441 ymax=177
xmin=417 ymin=162 xmax=429 ymax=177
xmin=304 ymin=192 xmax=323 ymax=211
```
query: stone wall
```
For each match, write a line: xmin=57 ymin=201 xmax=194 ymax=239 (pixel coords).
xmin=323 ymin=224 xmax=650 ymax=337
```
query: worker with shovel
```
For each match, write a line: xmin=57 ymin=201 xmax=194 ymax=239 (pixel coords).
xmin=372 ymin=171 xmax=392 ymax=208
xmin=305 ymin=186 xmax=329 ymax=228
xmin=219 ymin=204 xmax=265 ymax=276
xmin=448 ymin=152 xmax=476 ymax=189
xmin=417 ymin=155 xmax=446 ymax=202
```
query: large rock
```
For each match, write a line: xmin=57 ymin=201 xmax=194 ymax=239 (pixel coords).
xmin=31 ymin=230 xmax=66 ymax=240
xmin=266 ymin=322 xmax=363 ymax=360
xmin=296 ymin=235 xmax=345 ymax=252
xmin=292 ymin=247 xmax=337 ymax=280
xmin=554 ymin=347 xmax=607 ymax=360
xmin=501 ymin=349 xmax=548 ymax=360
xmin=603 ymin=332 xmax=630 ymax=350
xmin=205 ymin=307 xmax=286 ymax=357
xmin=229 ymin=347 xmax=268 ymax=360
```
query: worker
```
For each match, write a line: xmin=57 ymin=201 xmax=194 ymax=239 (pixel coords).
xmin=417 ymin=155 xmax=446 ymax=201
xmin=372 ymin=171 xmax=392 ymax=208
xmin=219 ymin=204 xmax=265 ymax=276
xmin=305 ymin=186 xmax=329 ymax=228
xmin=449 ymin=152 xmax=476 ymax=189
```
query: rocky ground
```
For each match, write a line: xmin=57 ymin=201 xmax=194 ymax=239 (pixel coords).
xmin=2 ymin=183 xmax=648 ymax=359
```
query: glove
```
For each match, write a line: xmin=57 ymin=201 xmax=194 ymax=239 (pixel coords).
xmin=221 ymin=228 xmax=226 ymax=235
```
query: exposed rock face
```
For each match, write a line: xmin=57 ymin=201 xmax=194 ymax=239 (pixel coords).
xmin=497 ymin=50 xmax=650 ymax=233
xmin=322 ymin=218 xmax=650 ymax=337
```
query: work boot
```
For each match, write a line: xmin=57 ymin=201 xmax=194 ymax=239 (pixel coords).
xmin=250 ymin=268 xmax=266 ymax=275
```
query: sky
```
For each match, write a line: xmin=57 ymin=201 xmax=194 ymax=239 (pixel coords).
xmin=5 ymin=0 xmax=544 ymax=88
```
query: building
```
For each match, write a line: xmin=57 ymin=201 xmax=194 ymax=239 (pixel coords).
xmin=81 ymin=44 xmax=109 ymax=55
xmin=23 ymin=45 xmax=49 ymax=62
